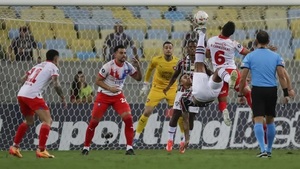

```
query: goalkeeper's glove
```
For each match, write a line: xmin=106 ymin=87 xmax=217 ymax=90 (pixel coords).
xmin=140 ymin=82 xmax=150 ymax=96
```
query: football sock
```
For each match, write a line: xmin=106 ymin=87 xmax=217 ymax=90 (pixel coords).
xmin=217 ymin=68 xmax=230 ymax=83
xmin=168 ymin=126 xmax=176 ymax=141
xmin=123 ymin=115 xmax=134 ymax=146
xmin=13 ymin=122 xmax=29 ymax=147
xmin=83 ymin=146 xmax=90 ymax=151
xmin=126 ymin=145 xmax=133 ymax=151
xmin=178 ymin=116 xmax=184 ymax=133
xmin=136 ymin=114 xmax=149 ymax=135
xmin=84 ymin=119 xmax=99 ymax=147
xmin=39 ymin=123 xmax=50 ymax=151
xmin=195 ymin=32 xmax=206 ymax=63
xmin=218 ymin=101 xmax=227 ymax=112
xmin=254 ymin=123 xmax=265 ymax=152
xmin=266 ymin=123 xmax=276 ymax=153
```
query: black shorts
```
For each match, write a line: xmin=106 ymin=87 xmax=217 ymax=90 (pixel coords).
xmin=251 ymin=86 xmax=277 ymax=117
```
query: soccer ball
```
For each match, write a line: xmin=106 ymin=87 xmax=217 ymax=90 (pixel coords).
xmin=193 ymin=10 xmax=209 ymax=26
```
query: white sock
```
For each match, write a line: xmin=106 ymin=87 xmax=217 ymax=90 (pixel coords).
xmin=189 ymin=130 xmax=192 ymax=136
xmin=195 ymin=32 xmax=206 ymax=63
xmin=217 ymin=68 xmax=230 ymax=83
xmin=83 ymin=146 xmax=90 ymax=151
xmin=134 ymin=133 xmax=140 ymax=140
xmin=126 ymin=145 xmax=133 ymax=150
xmin=168 ymin=126 xmax=176 ymax=141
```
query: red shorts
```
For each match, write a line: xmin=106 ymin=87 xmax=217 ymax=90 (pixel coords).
xmin=218 ymin=69 xmax=247 ymax=98
xmin=92 ymin=92 xmax=131 ymax=119
xmin=17 ymin=96 xmax=49 ymax=116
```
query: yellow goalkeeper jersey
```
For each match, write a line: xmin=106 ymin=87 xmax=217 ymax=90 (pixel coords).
xmin=144 ymin=55 xmax=179 ymax=89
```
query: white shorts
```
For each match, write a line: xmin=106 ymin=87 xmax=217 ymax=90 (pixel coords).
xmin=192 ymin=72 xmax=223 ymax=102
xmin=173 ymin=91 xmax=199 ymax=113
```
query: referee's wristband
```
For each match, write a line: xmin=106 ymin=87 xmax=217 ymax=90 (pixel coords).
xmin=282 ymin=88 xmax=289 ymax=97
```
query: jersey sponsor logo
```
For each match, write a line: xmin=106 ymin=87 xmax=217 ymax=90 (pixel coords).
xmin=114 ymin=79 xmax=124 ymax=85
xmin=101 ymin=68 xmax=105 ymax=73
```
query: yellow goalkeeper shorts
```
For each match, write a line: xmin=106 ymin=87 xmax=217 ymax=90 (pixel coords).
xmin=145 ymin=86 xmax=176 ymax=107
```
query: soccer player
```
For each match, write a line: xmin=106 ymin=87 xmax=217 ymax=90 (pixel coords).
xmin=163 ymin=40 xmax=199 ymax=153
xmin=206 ymin=21 xmax=251 ymax=126
xmin=9 ymin=49 xmax=66 ymax=158
xmin=181 ymin=28 xmax=237 ymax=147
xmin=134 ymin=41 xmax=182 ymax=143
xmin=239 ymin=30 xmax=290 ymax=158
xmin=82 ymin=45 xmax=142 ymax=155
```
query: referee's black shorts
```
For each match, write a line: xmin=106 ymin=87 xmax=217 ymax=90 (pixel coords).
xmin=251 ymin=86 xmax=277 ymax=117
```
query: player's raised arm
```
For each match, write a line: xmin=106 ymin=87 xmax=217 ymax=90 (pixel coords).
xmin=163 ymin=60 xmax=182 ymax=95
xmin=130 ymin=58 xmax=142 ymax=81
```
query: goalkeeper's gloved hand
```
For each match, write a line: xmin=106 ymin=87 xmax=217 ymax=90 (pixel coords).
xmin=140 ymin=82 xmax=150 ymax=96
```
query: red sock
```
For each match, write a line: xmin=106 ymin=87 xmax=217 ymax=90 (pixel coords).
xmin=13 ymin=122 xmax=29 ymax=146
xmin=123 ymin=115 xmax=134 ymax=146
xmin=39 ymin=124 xmax=50 ymax=151
xmin=218 ymin=101 xmax=227 ymax=112
xmin=244 ymin=91 xmax=252 ymax=108
xmin=263 ymin=123 xmax=267 ymax=144
xmin=84 ymin=119 xmax=99 ymax=147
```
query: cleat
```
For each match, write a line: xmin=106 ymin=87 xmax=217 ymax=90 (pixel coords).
xmin=267 ymin=152 xmax=272 ymax=158
xmin=179 ymin=141 xmax=185 ymax=154
xmin=256 ymin=151 xmax=268 ymax=158
xmin=222 ymin=109 xmax=232 ymax=126
xmin=9 ymin=146 xmax=22 ymax=158
xmin=229 ymin=70 xmax=238 ymax=89
xmin=125 ymin=149 xmax=135 ymax=155
xmin=81 ymin=149 xmax=89 ymax=155
xmin=166 ymin=140 xmax=173 ymax=152
xmin=36 ymin=149 xmax=55 ymax=158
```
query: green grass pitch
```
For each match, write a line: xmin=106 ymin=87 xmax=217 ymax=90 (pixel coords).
xmin=0 ymin=149 xmax=298 ymax=169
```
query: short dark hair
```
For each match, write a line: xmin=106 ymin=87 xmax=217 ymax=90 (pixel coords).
xmin=113 ymin=45 xmax=125 ymax=53
xmin=163 ymin=41 xmax=173 ymax=47
xmin=46 ymin=49 xmax=59 ymax=61
xmin=221 ymin=21 xmax=235 ymax=37
xmin=256 ymin=30 xmax=269 ymax=45
xmin=77 ymin=70 xmax=83 ymax=74
xmin=187 ymin=40 xmax=197 ymax=46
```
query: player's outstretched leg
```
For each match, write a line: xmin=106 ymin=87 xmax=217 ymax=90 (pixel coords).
xmin=82 ymin=118 xmax=100 ymax=155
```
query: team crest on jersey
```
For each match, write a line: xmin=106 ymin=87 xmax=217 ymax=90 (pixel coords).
xmin=173 ymin=66 xmax=176 ymax=70
xmin=146 ymin=98 xmax=150 ymax=102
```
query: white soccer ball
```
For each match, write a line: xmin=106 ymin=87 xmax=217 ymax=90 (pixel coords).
xmin=193 ymin=10 xmax=209 ymax=26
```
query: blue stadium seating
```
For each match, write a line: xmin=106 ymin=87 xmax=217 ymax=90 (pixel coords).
xmin=65 ymin=9 xmax=91 ymax=20
xmin=57 ymin=49 xmax=73 ymax=59
xmin=124 ymin=29 xmax=145 ymax=41
xmin=76 ymin=51 xmax=96 ymax=60
xmin=140 ymin=9 xmax=161 ymax=24
xmin=126 ymin=48 xmax=143 ymax=59
xmin=45 ymin=39 xmax=67 ymax=50
xmin=147 ymin=29 xmax=169 ymax=40
xmin=164 ymin=11 xmax=186 ymax=22
xmin=231 ymin=29 xmax=247 ymax=41
xmin=126 ymin=6 xmax=147 ymax=18
xmin=171 ymin=31 xmax=185 ymax=39
xmin=91 ymin=10 xmax=114 ymax=19
xmin=8 ymin=29 xmax=19 ymax=39
xmin=288 ymin=9 xmax=300 ymax=18
xmin=75 ymin=19 xmax=99 ymax=30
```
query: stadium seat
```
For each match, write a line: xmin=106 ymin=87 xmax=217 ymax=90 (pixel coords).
xmin=78 ymin=30 xmax=100 ymax=40
xmin=54 ymin=29 xmax=77 ymax=47
xmin=268 ymin=29 xmax=292 ymax=42
xmin=28 ymin=21 xmax=51 ymax=31
xmin=148 ymin=6 xmax=169 ymax=13
xmin=75 ymin=19 xmax=99 ymax=30
xmin=31 ymin=30 xmax=55 ymax=43
xmin=239 ymin=8 xmax=263 ymax=20
xmin=150 ymin=19 xmax=172 ymax=33
xmin=100 ymin=29 xmax=114 ymax=39
xmin=20 ymin=9 xmax=43 ymax=20
xmin=147 ymin=29 xmax=168 ymax=40
xmin=292 ymin=39 xmax=300 ymax=51
xmin=102 ymin=6 xmax=124 ymax=11
xmin=124 ymin=29 xmax=145 ymax=41
xmin=112 ymin=9 xmax=135 ymax=20
xmin=164 ymin=11 xmax=186 ymax=22
xmin=170 ymin=39 xmax=182 ymax=48
xmin=266 ymin=20 xmax=288 ymax=30
xmin=215 ymin=9 xmax=239 ymax=21
xmin=32 ymin=6 xmax=54 ymax=9
xmin=143 ymin=47 xmax=163 ymax=61
xmin=126 ymin=6 xmax=147 ymax=18
xmin=288 ymin=9 xmax=300 ymax=19
xmin=71 ymin=39 xmax=93 ymax=53
xmin=51 ymin=19 xmax=75 ymax=31
xmin=97 ymin=19 xmax=120 ymax=30
xmin=143 ymin=39 xmax=163 ymax=48
xmin=231 ymin=29 xmax=247 ymax=41
xmin=79 ymin=6 xmax=102 ymax=10
xmin=91 ymin=10 xmax=113 ymax=20
xmin=124 ymin=19 xmax=148 ymax=33
xmin=177 ymin=6 xmax=196 ymax=17
xmin=0 ymin=9 xmax=17 ymax=19
xmin=94 ymin=39 xmax=105 ymax=56
xmin=65 ymin=9 xmax=91 ymax=20
xmin=43 ymin=9 xmax=65 ymax=20
xmin=295 ymin=48 xmax=300 ymax=60
xmin=45 ymin=39 xmax=67 ymax=49
xmin=140 ymin=9 xmax=161 ymax=24
xmin=206 ymin=29 xmax=220 ymax=39
xmin=126 ymin=48 xmax=142 ymax=60
xmin=173 ymin=21 xmax=191 ymax=32
xmin=76 ymin=51 xmax=96 ymax=60
xmin=265 ymin=8 xmax=287 ymax=19
xmin=8 ymin=29 xmax=19 ymax=39
xmin=171 ymin=31 xmax=185 ymax=40
xmin=290 ymin=20 xmax=300 ymax=38
xmin=244 ymin=20 xmax=266 ymax=30
xmin=57 ymin=49 xmax=74 ymax=59
xmin=3 ymin=19 xmax=26 ymax=30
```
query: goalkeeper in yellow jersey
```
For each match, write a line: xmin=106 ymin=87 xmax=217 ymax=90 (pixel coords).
xmin=134 ymin=41 xmax=184 ymax=144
